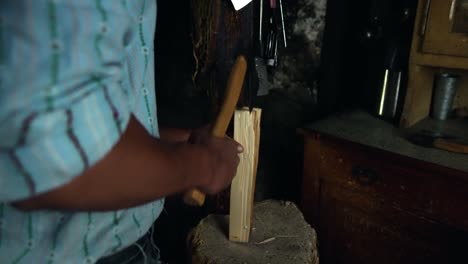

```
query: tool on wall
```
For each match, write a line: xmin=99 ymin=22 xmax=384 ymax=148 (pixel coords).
xmin=264 ymin=0 xmax=287 ymax=67
xmin=264 ymin=0 xmax=277 ymax=67
xmin=254 ymin=0 xmax=271 ymax=96
xmin=278 ymin=0 xmax=287 ymax=48
xmin=183 ymin=55 xmax=248 ymax=206
xmin=259 ymin=0 xmax=288 ymax=67
xmin=254 ymin=0 xmax=287 ymax=96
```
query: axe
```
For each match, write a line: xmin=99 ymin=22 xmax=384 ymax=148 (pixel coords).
xmin=183 ymin=55 xmax=248 ymax=206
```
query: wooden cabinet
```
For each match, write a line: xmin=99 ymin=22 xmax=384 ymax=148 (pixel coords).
xmin=422 ymin=0 xmax=468 ymax=57
xmin=301 ymin=130 xmax=468 ymax=264
xmin=400 ymin=0 xmax=468 ymax=127
xmin=321 ymin=186 xmax=446 ymax=264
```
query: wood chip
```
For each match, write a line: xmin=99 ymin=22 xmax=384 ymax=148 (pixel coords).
xmin=256 ymin=237 xmax=276 ymax=245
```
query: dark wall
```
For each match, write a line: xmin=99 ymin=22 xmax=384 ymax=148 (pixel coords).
xmin=154 ymin=1 xmax=211 ymax=129
xmin=318 ymin=0 xmax=417 ymax=120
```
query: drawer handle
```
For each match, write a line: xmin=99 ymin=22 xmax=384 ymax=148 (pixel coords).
xmin=352 ymin=166 xmax=378 ymax=185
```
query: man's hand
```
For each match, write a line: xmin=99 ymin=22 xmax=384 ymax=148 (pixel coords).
xmin=198 ymin=136 xmax=243 ymax=194
xmin=189 ymin=125 xmax=243 ymax=194
xmin=160 ymin=124 xmax=243 ymax=194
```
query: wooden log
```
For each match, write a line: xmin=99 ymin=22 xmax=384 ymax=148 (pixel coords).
xmin=188 ymin=200 xmax=319 ymax=264
xmin=229 ymin=108 xmax=262 ymax=242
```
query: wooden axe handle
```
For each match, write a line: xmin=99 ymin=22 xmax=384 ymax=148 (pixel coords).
xmin=434 ymin=138 xmax=468 ymax=154
xmin=183 ymin=56 xmax=248 ymax=206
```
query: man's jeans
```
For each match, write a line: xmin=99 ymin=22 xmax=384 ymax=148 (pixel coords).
xmin=97 ymin=227 xmax=162 ymax=264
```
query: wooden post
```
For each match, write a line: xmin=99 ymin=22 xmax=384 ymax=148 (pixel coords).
xmin=229 ymin=107 xmax=262 ymax=242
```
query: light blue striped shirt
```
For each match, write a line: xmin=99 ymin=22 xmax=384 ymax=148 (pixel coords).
xmin=0 ymin=1 xmax=163 ymax=262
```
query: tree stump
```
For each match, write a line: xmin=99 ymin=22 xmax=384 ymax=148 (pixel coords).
xmin=188 ymin=200 xmax=319 ymax=264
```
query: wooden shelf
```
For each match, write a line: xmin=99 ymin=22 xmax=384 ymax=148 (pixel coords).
xmin=400 ymin=0 xmax=468 ymax=128
xmin=412 ymin=52 xmax=468 ymax=71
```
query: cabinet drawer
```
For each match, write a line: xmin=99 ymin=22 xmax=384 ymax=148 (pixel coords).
xmin=319 ymin=183 xmax=466 ymax=264
xmin=318 ymin=136 xmax=468 ymax=230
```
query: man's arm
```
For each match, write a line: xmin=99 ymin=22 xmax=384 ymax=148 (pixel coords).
xmin=14 ymin=116 xmax=241 ymax=211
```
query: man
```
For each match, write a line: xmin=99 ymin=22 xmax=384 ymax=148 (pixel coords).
xmin=0 ymin=1 xmax=242 ymax=263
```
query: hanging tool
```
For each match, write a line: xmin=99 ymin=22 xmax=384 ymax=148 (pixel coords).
xmin=264 ymin=0 xmax=278 ymax=67
xmin=255 ymin=0 xmax=272 ymax=96
xmin=183 ymin=55 xmax=248 ymax=206
xmin=263 ymin=0 xmax=287 ymax=67
xmin=259 ymin=0 xmax=264 ymax=47
xmin=265 ymin=21 xmax=277 ymax=67
xmin=278 ymin=0 xmax=287 ymax=48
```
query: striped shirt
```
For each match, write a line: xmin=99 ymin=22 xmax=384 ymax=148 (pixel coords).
xmin=0 ymin=0 xmax=163 ymax=263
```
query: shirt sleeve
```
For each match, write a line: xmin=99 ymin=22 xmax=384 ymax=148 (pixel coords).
xmin=0 ymin=1 xmax=135 ymax=202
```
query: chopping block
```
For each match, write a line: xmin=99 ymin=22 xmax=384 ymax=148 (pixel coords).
xmin=187 ymin=200 xmax=319 ymax=264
